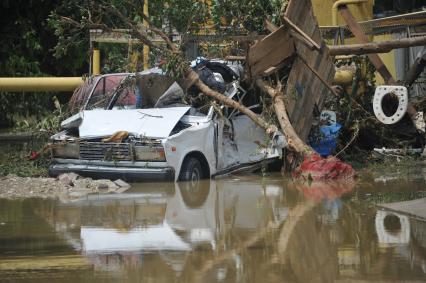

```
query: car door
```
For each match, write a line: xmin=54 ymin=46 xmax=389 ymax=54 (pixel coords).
xmin=226 ymin=83 xmax=270 ymax=165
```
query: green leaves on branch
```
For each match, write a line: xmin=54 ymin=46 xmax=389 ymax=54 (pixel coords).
xmin=161 ymin=51 xmax=189 ymax=78
xmin=211 ymin=0 xmax=282 ymax=32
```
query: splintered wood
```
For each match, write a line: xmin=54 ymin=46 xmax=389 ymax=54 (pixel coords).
xmin=248 ymin=0 xmax=335 ymax=142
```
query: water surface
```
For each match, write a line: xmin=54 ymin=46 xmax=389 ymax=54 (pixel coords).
xmin=1 ymin=168 xmax=426 ymax=282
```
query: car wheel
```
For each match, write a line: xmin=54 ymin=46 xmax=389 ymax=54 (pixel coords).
xmin=178 ymin=157 xmax=210 ymax=208
xmin=179 ymin=157 xmax=204 ymax=182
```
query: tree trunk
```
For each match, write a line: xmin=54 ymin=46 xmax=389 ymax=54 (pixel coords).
xmin=255 ymin=79 xmax=313 ymax=155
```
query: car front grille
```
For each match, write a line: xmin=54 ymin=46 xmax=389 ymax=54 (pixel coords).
xmin=79 ymin=142 xmax=132 ymax=161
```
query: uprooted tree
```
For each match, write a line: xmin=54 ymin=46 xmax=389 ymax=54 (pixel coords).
xmin=54 ymin=0 xmax=354 ymax=179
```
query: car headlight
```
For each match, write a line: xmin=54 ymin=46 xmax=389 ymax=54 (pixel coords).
xmin=51 ymin=142 xmax=79 ymax=159
xmin=134 ymin=145 xmax=166 ymax=161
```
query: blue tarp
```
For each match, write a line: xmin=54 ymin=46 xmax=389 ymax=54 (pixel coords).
xmin=310 ymin=123 xmax=342 ymax=157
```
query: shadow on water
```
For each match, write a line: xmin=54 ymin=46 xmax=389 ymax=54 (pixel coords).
xmin=1 ymin=172 xmax=426 ymax=282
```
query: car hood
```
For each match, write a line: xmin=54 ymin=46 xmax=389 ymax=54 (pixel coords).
xmin=78 ymin=107 xmax=190 ymax=139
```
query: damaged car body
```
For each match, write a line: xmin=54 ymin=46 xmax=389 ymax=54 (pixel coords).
xmin=49 ymin=60 xmax=286 ymax=182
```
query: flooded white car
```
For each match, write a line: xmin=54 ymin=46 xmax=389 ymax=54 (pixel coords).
xmin=49 ymin=61 xmax=286 ymax=181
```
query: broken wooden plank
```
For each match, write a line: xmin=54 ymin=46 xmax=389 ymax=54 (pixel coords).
xmin=283 ymin=0 xmax=335 ymax=141
xmin=298 ymin=55 xmax=338 ymax=97
xmin=265 ymin=19 xmax=317 ymax=51
xmin=283 ymin=16 xmax=321 ymax=50
xmin=248 ymin=25 xmax=295 ymax=76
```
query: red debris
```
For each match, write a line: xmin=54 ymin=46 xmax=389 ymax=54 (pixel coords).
xmin=293 ymin=153 xmax=355 ymax=181
xmin=29 ymin=151 xmax=40 ymax=160
xmin=290 ymin=180 xmax=356 ymax=203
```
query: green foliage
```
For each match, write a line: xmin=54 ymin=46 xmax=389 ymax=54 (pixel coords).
xmin=0 ymin=138 xmax=50 ymax=177
xmin=211 ymin=0 xmax=282 ymax=32
xmin=13 ymin=96 xmax=65 ymax=134
xmin=0 ymin=0 xmax=89 ymax=127
xmin=150 ymin=0 xmax=209 ymax=33
xmin=100 ymin=45 xmax=130 ymax=73
xmin=161 ymin=51 xmax=189 ymax=78
xmin=0 ymin=150 xmax=49 ymax=177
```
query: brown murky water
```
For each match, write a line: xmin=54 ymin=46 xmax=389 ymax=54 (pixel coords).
xmin=1 ymin=166 xmax=426 ymax=282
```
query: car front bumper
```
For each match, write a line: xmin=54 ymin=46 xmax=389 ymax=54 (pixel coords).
xmin=49 ymin=159 xmax=175 ymax=181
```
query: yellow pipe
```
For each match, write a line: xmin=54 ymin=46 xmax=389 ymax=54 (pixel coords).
xmin=332 ymin=0 xmax=367 ymax=26
xmin=0 ymin=77 xmax=84 ymax=92
xmin=143 ymin=0 xmax=149 ymax=70
xmin=93 ymin=49 xmax=101 ymax=75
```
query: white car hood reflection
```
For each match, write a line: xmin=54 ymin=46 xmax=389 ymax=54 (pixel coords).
xmin=81 ymin=222 xmax=191 ymax=253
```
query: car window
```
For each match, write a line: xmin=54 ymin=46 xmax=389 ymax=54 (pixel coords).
xmin=113 ymin=86 xmax=137 ymax=109
xmin=67 ymin=78 xmax=97 ymax=115
xmin=86 ymin=75 xmax=126 ymax=110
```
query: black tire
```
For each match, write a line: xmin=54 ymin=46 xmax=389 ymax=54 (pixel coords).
xmin=178 ymin=157 xmax=210 ymax=208
xmin=179 ymin=157 xmax=204 ymax=182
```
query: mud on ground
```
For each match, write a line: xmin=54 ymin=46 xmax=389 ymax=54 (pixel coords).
xmin=0 ymin=174 xmax=130 ymax=201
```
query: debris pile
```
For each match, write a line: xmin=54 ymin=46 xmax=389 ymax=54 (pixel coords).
xmin=45 ymin=0 xmax=358 ymax=181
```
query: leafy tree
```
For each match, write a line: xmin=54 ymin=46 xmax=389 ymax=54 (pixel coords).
xmin=0 ymin=0 xmax=89 ymax=127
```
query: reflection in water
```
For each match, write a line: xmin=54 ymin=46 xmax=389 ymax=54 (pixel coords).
xmin=1 ymin=174 xmax=426 ymax=282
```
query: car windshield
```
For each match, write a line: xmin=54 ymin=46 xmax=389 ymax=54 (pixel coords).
xmin=86 ymin=75 xmax=136 ymax=110
xmin=109 ymin=73 xmax=188 ymax=110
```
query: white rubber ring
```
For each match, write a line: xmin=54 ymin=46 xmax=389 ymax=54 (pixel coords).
xmin=373 ymin=85 xmax=408 ymax=125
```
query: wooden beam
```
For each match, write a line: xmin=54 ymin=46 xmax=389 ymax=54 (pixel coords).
xmin=329 ymin=36 xmax=426 ymax=56
xmin=265 ymin=19 xmax=317 ymax=51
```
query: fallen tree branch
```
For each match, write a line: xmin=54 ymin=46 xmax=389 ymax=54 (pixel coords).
xmin=187 ymin=71 xmax=278 ymax=134
xmin=256 ymin=79 xmax=313 ymax=154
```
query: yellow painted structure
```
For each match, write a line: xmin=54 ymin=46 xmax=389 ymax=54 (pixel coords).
xmin=313 ymin=0 xmax=398 ymax=85
xmin=334 ymin=70 xmax=354 ymax=85
xmin=143 ymin=0 xmax=150 ymax=70
xmin=331 ymin=0 xmax=368 ymax=26
xmin=313 ymin=0 xmax=374 ymax=44
xmin=92 ymin=49 xmax=101 ymax=75
xmin=374 ymin=34 xmax=397 ymax=85
xmin=313 ymin=0 xmax=374 ymax=27
xmin=0 ymin=77 xmax=84 ymax=92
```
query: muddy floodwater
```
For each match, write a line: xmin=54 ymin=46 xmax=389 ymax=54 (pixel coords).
xmin=1 ymin=167 xmax=426 ymax=282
